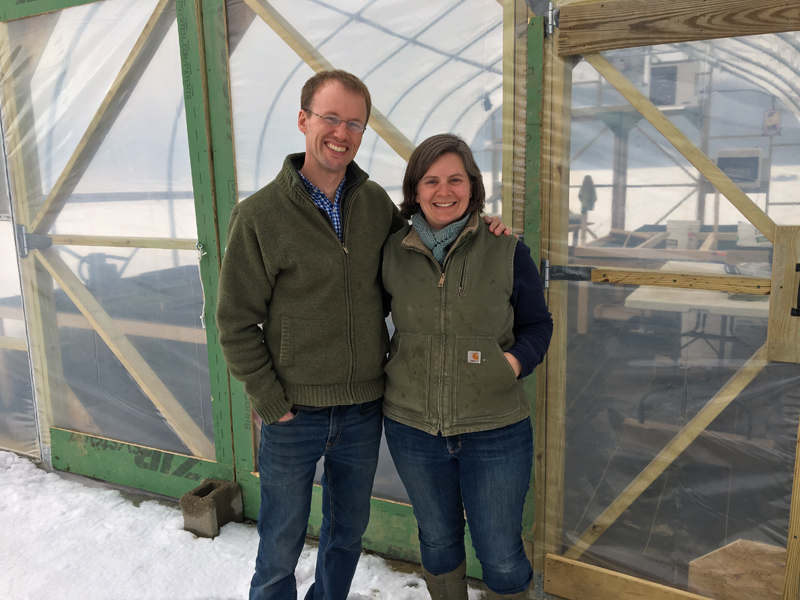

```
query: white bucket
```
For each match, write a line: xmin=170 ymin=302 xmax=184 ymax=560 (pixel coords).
xmin=666 ymin=219 xmax=700 ymax=250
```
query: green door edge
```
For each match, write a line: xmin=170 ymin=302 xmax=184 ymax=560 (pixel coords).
xmin=522 ymin=16 xmax=545 ymax=542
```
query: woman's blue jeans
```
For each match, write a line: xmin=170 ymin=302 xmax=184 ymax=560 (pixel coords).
xmin=249 ymin=399 xmax=382 ymax=600
xmin=384 ymin=417 xmax=534 ymax=595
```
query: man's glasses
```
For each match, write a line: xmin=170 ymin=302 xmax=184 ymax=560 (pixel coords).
xmin=305 ymin=110 xmax=367 ymax=134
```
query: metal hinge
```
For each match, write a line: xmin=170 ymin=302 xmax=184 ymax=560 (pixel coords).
xmin=16 ymin=224 xmax=52 ymax=258
xmin=540 ymin=259 xmax=594 ymax=288
xmin=545 ymin=2 xmax=559 ymax=38
xmin=525 ymin=0 xmax=559 ymax=37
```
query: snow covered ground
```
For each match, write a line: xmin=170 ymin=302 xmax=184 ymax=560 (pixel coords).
xmin=0 ymin=450 xmax=484 ymax=600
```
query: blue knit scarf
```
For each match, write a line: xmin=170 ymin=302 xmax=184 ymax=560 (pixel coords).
xmin=411 ymin=211 xmax=471 ymax=267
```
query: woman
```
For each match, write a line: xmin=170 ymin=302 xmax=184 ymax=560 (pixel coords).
xmin=381 ymin=134 xmax=552 ymax=600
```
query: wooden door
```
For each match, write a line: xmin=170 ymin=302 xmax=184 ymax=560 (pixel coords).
xmin=537 ymin=2 xmax=800 ymax=599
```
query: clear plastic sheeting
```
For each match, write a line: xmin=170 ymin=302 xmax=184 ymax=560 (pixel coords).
xmin=226 ymin=0 xmax=505 ymax=213
xmin=48 ymin=247 xmax=213 ymax=457
xmin=226 ymin=0 xmax=506 ymax=503
xmin=553 ymin=30 xmax=800 ymax=599
xmin=0 ymin=0 xmax=214 ymax=459
xmin=0 ymin=221 xmax=38 ymax=459
xmin=569 ymin=34 xmax=800 ymax=275
xmin=560 ymin=278 xmax=800 ymax=591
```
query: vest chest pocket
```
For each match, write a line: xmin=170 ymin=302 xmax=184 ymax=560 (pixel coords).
xmin=384 ymin=332 xmax=432 ymax=418
xmin=455 ymin=334 xmax=520 ymax=420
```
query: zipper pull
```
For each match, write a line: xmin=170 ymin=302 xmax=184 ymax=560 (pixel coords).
xmin=438 ymin=273 xmax=445 ymax=287
xmin=458 ymin=286 xmax=463 ymax=298
xmin=342 ymin=244 xmax=349 ymax=254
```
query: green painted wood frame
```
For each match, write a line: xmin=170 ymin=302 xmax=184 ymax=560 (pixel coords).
xmin=47 ymin=0 xmax=236 ymax=494
xmin=0 ymin=0 xmax=102 ymax=22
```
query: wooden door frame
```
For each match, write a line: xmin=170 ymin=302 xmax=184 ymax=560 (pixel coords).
xmin=538 ymin=1 xmax=800 ymax=598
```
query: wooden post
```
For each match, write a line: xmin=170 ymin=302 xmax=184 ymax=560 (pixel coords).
xmin=538 ymin=25 xmax=573 ymax=565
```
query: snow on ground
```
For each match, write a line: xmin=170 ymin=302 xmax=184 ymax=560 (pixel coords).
xmin=0 ymin=450 xmax=484 ymax=600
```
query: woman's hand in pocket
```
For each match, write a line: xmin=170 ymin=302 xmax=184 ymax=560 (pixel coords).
xmin=503 ymin=352 xmax=522 ymax=378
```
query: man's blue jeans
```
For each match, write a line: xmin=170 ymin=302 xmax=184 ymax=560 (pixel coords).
xmin=249 ymin=399 xmax=382 ymax=600
xmin=384 ymin=417 xmax=533 ymax=596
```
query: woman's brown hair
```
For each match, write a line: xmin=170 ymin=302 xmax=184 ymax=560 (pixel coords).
xmin=399 ymin=134 xmax=485 ymax=220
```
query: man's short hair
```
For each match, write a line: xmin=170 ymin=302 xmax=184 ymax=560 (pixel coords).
xmin=301 ymin=70 xmax=372 ymax=123
xmin=399 ymin=133 xmax=486 ymax=220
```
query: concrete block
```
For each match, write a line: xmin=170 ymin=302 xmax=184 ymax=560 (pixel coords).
xmin=180 ymin=478 xmax=243 ymax=538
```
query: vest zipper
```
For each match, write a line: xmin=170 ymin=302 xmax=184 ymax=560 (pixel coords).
xmin=457 ymin=251 xmax=468 ymax=298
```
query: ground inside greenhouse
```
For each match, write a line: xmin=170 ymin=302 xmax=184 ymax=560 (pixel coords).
xmin=0 ymin=450 xmax=487 ymax=600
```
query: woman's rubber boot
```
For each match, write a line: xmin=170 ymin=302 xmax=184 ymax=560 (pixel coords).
xmin=422 ymin=561 xmax=468 ymax=600
xmin=486 ymin=579 xmax=533 ymax=600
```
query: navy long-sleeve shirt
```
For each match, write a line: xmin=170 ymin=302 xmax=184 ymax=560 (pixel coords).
xmin=506 ymin=239 xmax=553 ymax=378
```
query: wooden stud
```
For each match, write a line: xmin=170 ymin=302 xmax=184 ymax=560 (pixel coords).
xmin=0 ymin=336 xmax=27 ymax=352
xmin=783 ymin=366 xmax=800 ymax=599
xmin=30 ymin=0 xmax=173 ymax=234
xmin=591 ymin=268 xmax=771 ymax=295
xmin=48 ymin=235 xmax=198 ymax=250
xmin=34 ymin=247 xmax=215 ymax=458
xmin=575 ymin=246 xmax=730 ymax=263
xmin=558 ymin=0 xmax=800 ymax=56
xmin=767 ymin=227 xmax=800 ymax=364
xmin=564 ymin=344 xmax=770 ymax=560
xmin=545 ymin=554 xmax=712 ymax=600
xmin=501 ymin=0 xmax=515 ymax=226
xmin=583 ymin=52 xmax=777 ymax=244
xmin=242 ymin=0 xmax=415 ymax=162
xmin=540 ymin=27 xmax=574 ymax=562
xmin=0 ymin=305 xmax=206 ymax=345
xmin=638 ymin=232 xmax=669 ymax=249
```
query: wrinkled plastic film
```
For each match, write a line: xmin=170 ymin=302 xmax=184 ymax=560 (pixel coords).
xmin=0 ymin=221 xmax=38 ymax=458
xmin=0 ymin=0 xmax=215 ymax=460
xmin=545 ymin=32 xmax=800 ymax=597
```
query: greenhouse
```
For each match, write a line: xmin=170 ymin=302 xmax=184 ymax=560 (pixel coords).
xmin=1 ymin=0 xmax=800 ymax=598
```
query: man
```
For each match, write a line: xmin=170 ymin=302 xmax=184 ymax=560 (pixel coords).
xmin=216 ymin=70 xmax=507 ymax=600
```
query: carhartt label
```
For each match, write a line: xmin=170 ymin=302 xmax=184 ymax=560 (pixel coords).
xmin=468 ymin=351 xmax=481 ymax=363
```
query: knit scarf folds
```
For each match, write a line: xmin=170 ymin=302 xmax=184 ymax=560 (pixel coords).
xmin=411 ymin=211 xmax=471 ymax=267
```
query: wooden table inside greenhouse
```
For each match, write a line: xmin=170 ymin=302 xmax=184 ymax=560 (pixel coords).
xmin=624 ymin=261 xmax=771 ymax=319
xmin=623 ymin=261 xmax=770 ymax=357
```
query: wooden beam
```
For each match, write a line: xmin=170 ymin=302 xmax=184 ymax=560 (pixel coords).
xmin=574 ymin=246 xmax=728 ymax=262
xmin=558 ymin=0 xmax=800 ymax=56
xmin=0 ymin=305 xmax=206 ymax=345
xmin=242 ymin=0 xmax=415 ymax=162
xmin=564 ymin=344 xmax=769 ymax=560
xmin=48 ymin=235 xmax=198 ymax=250
xmin=767 ymin=227 xmax=800 ymax=363
xmin=591 ymin=267 xmax=771 ymax=295
xmin=0 ymin=335 xmax=27 ymax=352
xmin=540 ymin=27 xmax=574 ymax=564
xmin=30 ymin=0 xmax=173 ymax=234
xmin=783 ymin=364 xmax=800 ymax=599
xmin=583 ymin=52 xmax=778 ymax=245
xmin=637 ymin=231 xmax=669 ymax=249
xmin=33 ymin=247 xmax=215 ymax=458
xmin=545 ymin=554 xmax=713 ymax=600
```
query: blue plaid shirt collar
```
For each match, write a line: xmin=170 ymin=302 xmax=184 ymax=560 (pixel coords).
xmin=297 ymin=170 xmax=346 ymax=240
